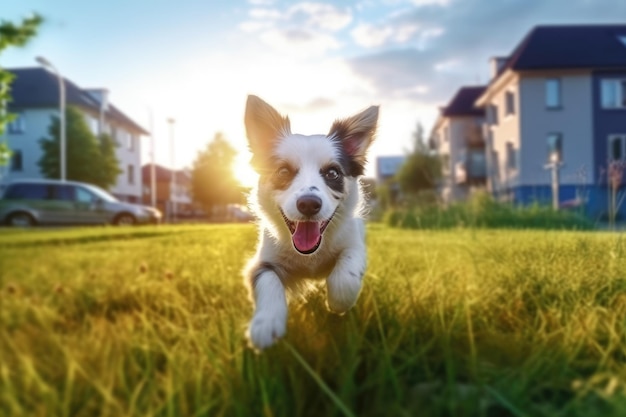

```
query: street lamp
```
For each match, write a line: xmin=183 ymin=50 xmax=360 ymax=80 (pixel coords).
xmin=147 ymin=108 xmax=156 ymax=209
xmin=36 ymin=56 xmax=66 ymax=181
xmin=168 ymin=117 xmax=176 ymax=223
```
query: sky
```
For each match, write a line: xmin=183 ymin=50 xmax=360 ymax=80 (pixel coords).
xmin=3 ymin=0 xmax=626 ymax=185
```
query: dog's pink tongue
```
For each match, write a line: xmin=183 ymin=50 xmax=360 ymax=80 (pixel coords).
xmin=292 ymin=221 xmax=321 ymax=253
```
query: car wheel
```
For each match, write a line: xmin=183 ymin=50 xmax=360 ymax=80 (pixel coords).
xmin=6 ymin=212 xmax=36 ymax=227
xmin=113 ymin=213 xmax=136 ymax=226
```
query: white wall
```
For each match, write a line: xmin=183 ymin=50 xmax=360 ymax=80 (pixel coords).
xmin=485 ymin=75 xmax=521 ymax=192
xmin=3 ymin=108 xmax=56 ymax=181
xmin=2 ymin=107 xmax=144 ymax=202
xmin=109 ymin=122 xmax=142 ymax=201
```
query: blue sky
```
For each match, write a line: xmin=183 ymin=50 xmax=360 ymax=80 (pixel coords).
xmin=3 ymin=0 xmax=626 ymax=182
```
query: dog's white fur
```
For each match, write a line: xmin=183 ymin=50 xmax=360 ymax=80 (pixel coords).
xmin=243 ymin=95 xmax=378 ymax=350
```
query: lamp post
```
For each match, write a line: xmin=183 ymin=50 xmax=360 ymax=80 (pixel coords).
xmin=36 ymin=56 xmax=66 ymax=181
xmin=147 ymin=108 xmax=156 ymax=209
xmin=168 ymin=117 xmax=176 ymax=223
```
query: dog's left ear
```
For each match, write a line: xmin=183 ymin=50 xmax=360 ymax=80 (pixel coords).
xmin=328 ymin=105 xmax=379 ymax=176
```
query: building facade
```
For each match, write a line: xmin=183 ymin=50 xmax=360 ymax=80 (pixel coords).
xmin=475 ymin=25 xmax=626 ymax=219
xmin=141 ymin=164 xmax=193 ymax=220
xmin=2 ymin=67 xmax=148 ymax=202
xmin=431 ymin=86 xmax=487 ymax=203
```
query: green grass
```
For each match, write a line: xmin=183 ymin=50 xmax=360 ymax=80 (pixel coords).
xmin=1 ymin=224 xmax=626 ymax=417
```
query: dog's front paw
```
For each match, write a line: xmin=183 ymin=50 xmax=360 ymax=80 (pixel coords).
xmin=247 ymin=310 xmax=287 ymax=350
xmin=326 ymin=294 xmax=357 ymax=315
xmin=326 ymin=273 xmax=362 ymax=315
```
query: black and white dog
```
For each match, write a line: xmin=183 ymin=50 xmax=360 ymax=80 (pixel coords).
xmin=243 ymin=95 xmax=378 ymax=350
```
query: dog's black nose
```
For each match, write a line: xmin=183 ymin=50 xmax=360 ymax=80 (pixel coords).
xmin=296 ymin=195 xmax=322 ymax=216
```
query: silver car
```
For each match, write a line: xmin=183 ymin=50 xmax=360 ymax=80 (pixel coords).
xmin=0 ymin=179 xmax=161 ymax=227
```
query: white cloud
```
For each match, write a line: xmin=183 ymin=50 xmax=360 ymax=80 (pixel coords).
xmin=248 ymin=7 xmax=282 ymax=20
xmin=259 ymin=28 xmax=342 ymax=57
xmin=238 ymin=20 xmax=273 ymax=33
xmin=351 ymin=23 xmax=393 ymax=48
xmin=239 ymin=1 xmax=352 ymax=54
xmin=247 ymin=0 xmax=276 ymax=5
xmin=288 ymin=2 xmax=352 ymax=32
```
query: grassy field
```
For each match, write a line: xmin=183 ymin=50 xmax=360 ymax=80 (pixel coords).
xmin=1 ymin=224 xmax=626 ymax=417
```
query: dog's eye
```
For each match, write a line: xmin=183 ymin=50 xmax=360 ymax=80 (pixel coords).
xmin=277 ymin=167 xmax=291 ymax=178
xmin=324 ymin=168 xmax=340 ymax=181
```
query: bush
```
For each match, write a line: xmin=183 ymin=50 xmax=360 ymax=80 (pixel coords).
xmin=384 ymin=193 xmax=595 ymax=230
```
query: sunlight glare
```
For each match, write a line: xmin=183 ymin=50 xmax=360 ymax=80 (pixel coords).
xmin=234 ymin=152 xmax=259 ymax=188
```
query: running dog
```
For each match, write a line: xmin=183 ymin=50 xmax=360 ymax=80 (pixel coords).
xmin=243 ymin=95 xmax=378 ymax=350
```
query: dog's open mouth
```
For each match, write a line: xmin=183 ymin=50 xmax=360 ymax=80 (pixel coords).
xmin=280 ymin=210 xmax=334 ymax=254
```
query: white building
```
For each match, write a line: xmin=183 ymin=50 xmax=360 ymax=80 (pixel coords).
xmin=431 ymin=86 xmax=487 ymax=203
xmin=2 ymin=67 xmax=148 ymax=202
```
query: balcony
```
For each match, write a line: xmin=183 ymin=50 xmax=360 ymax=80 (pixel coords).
xmin=455 ymin=149 xmax=487 ymax=185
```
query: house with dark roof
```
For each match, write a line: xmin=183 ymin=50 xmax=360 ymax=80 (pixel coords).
xmin=3 ymin=67 xmax=148 ymax=202
xmin=475 ymin=24 xmax=626 ymax=219
xmin=431 ymin=85 xmax=487 ymax=203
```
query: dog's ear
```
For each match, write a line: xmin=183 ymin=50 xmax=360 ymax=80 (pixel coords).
xmin=328 ymin=105 xmax=379 ymax=176
xmin=245 ymin=95 xmax=291 ymax=171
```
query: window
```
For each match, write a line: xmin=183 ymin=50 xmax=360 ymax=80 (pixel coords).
xmin=545 ymin=79 xmax=561 ymax=109
xmin=86 ymin=115 xmax=98 ymax=135
xmin=8 ymin=113 xmax=25 ymax=134
xmin=127 ymin=133 xmax=135 ymax=151
xmin=547 ymin=133 xmax=563 ymax=163
xmin=10 ymin=150 xmax=23 ymax=172
xmin=505 ymin=91 xmax=515 ymax=115
xmin=128 ymin=164 xmax=135 ymax=185
xmin=55 ymin=185 xmax=76 ymax=202
xmin=4 ymin=183 xmax=52 ymax=200
xmin=506 ymin=141 xmax=517 ymax=170
xmin=76 ymin=187 xmax=96 ymax=204
xmin=601 ymin=79 xmax=626 ymax=109
xmin=111 ymin=126 xmax=119 ymax=145
xmin=608 ymin=135 xmax=626 ymax=161
xmin=487 ymin=105 xmax=499 ymax=125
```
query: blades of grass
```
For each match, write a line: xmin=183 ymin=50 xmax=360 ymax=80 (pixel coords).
xmin=484 ymin=385 xmax=528 ymax=417
xmin=370 ymin=291 xmax=400 ymax=396
xmin=284 ymin=342 xmax=355 ymax=417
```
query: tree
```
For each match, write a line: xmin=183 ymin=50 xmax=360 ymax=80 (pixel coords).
xmin=38 ymin=106 xmax=121 ymax=189
xmin=395 ymin=122 xmax=441 ymax=196
xmin=0 ymin=14 xmax=43 ymax=174
xmin=190 ymin=132 xmax=244 ymax=215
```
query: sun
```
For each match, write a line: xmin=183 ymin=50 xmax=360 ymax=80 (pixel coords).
xmin=233 ymin=152 xmax=259 ymax=189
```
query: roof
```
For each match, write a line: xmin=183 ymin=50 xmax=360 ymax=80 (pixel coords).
xmin=441 ymin=86 xmax=486 ymax=117
xmin=7 ymin=67 xmax=148 ymax=135
xmin=503 ymin=24 xmax=626 ymax=74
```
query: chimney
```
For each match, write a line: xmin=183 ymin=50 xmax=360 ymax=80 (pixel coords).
xmin=489 ymin=56 xmax=509 ymax=80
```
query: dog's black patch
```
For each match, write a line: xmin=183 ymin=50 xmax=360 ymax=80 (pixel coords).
xmin=330 ymin=137 xmax=365 ymax=177
xmin=320 ymin=164 xmax=344 ymax=193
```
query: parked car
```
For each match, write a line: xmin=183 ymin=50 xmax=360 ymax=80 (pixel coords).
xmin=0 ymin=179 xmax=161 ymax=227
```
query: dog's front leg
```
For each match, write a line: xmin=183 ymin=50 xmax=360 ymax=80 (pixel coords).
xmin=326 ymin=247 xmax=366 ymax=314
xmin=247 ymin=265 xmax=288 ymax=350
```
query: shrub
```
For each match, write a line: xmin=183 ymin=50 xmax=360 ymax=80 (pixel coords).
xmin=384 ymin=193 xmax=594 ymax=230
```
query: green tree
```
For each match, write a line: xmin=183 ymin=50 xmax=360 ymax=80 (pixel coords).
xmin=0 ymin=14 xmax=43 ymax=171
xmin=395 ymin=122 xmax=441 ymax=196
xmin=191 ymin=132 xmax=244 ymax=216
xmin=38 ymin=106 xmax=121 ymax=189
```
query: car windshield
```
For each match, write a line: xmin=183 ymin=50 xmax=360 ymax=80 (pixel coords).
xmin=82 ymin=184 xmax=119 ymax=203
